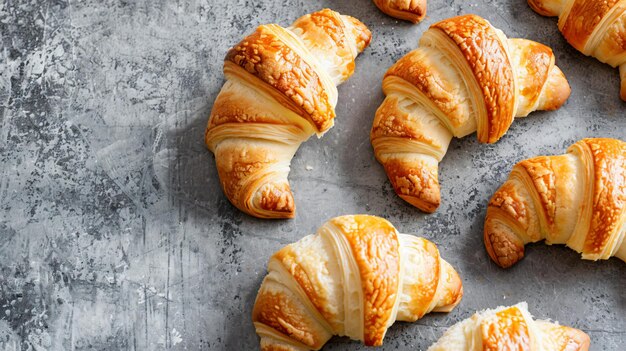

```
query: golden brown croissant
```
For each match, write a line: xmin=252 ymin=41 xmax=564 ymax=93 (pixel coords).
xmin=373 ymin=0 xmax=427 ymax=23
xmin=252 ymin=215 xmax=463 ymax=350
xmin=205 ymin=9 xmax=371 ymax=219
xmin=371 ymin=14 xmax=571 ymax=213
xmin=485 ymin=138 xmax=626 ymax=268
xmin=528 ymin=0 xmax=626 ymax=100
xmin=428 ymin=302 xmax=590 ymax=351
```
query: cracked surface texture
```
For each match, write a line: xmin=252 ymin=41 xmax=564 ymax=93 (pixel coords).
xmin=0 ymin=0 xmax=624 ymax=350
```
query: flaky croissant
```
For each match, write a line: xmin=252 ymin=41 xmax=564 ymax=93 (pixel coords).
xmin=528 ymin=0 xmax=626 ymax=100
xmin=205 ymin=9 xmax=371 ymax=219
xmin=485 ymin=138 xmax=626 ymax=268
xmin=371 ymin=14 xmax=571 ymax=213
xmin=428 ymin=302 xmax=590 ymax=351
xmin=373 ymin=0 xmax=427 ymax=23
xmin=252 ymin=215 xmax=463 ymax=350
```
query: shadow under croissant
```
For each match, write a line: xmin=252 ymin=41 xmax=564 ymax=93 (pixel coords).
xmin=151 ymin=98 xmax=271 ymax=223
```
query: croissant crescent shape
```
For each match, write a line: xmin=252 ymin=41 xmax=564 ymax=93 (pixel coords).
xmin=371 ymin=14 xmax=571 ymax=213
xmin=252 ymin=215 xmax=463 ymax=350
xmin=428 ymin=302 xmax=590 ymax=351
xmin=373 ymin=0 xmax=427 ymax=23
xmin=528 ymin=0 xmax=626 ymax=100
xmin=485 ymin=138 xmax=626 ymax=268
xmin=205 ymin=9 xmax=371 ymax=219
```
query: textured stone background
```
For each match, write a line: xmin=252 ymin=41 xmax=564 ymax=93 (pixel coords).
xmin=0 ymin=0 xmax=624 ymax=350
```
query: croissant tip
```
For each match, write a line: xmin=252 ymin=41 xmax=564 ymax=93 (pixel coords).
xmin=399 ymin=194 xmax=440 ymax=213
xmin=527 ymin=0 xmax=559 ymax=16
xmin=373 ymin=0 xmax=426 ymax=24
xmin=483 ymin=214 xmax=525 ymax=269
xmin=540 ymin=65 xmax=571 ymax=111
xmin=251 ymin=207 xmax=296 ymax=220
xmin=448 ymin=284 xmax=464 ymax=310
xmin=343 ymin=15 xmax=372 ymax=53
xmin=575 ymin=330 xmax=591 ymax=350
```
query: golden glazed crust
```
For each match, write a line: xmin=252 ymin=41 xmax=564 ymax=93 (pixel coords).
xmin=371 ymin=94 xmax=441 ymax=146
xmin=225 ymin=25 xmax=334 ymax=133
xmin=253 ymin=285 xmax=329 ymax=349
xmin=273 ymin=246 xmax=335 ymax=327
xmin=431 ymin=15 xmax=515 ymax=143
xmin=559 ymin=0 xmax=622 ymax=52
xmin=329 ymin=216 xmax=400 ymax=346
xmin=484 ymin=181 xmax=529 ymax=268
xmin=384 ymin=50 xmax=470 ymax=132
xmin=373 ymin=0 xmax=427 ymax=23
xmin=214 ymin=141 xmax=296 ymax=218
xmin=481 ymin=306 xmax=530 ymax=350
xmin=518 ymin=156 xmax=557 ymax=228
xmin=573 ymin=138 xmax=626 ymax=256
xmin=383 ymin=157 xmax=441 ymax=213
xmin=514 ymin=40 xmax=554 ymax=113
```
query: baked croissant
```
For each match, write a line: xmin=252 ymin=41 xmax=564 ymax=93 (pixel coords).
xmin=252 ymin=215 xmax=463 ymax=350
xmin=528 ymin=0 xmax=626 ymax=100
xmin=485 ymin=138 xmax=626 ymax=268
xmin=205 ymin=9 xmax=371 ymax=219
xmin=371 ymin=14 xmax=571 ymax=213
xmin=373 ymin=0 xmax=427 ymax=23
xmin=428 ymin=302 xmax=590 ymax=351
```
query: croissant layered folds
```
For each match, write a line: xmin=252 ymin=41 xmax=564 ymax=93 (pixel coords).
xmin=371 ymin=14 xmax=571 ymax=213
xmin=485 ymin=138 xmax=626 ymax=268
xmin=205 ymin=9 xmax=371 ymax=219
xmin=373 ymin=0 xmax=427 ymax=23
xmin=528 ymin=0 xmax=626 ymax=100
xmin=428 ymin=302 xmax=590 ymax=351
xmin=252 ymin=215 xmax=463 ymax=350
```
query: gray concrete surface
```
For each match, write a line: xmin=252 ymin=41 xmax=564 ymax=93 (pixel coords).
xmin=1 ymin=0 xmax=624 ymax=350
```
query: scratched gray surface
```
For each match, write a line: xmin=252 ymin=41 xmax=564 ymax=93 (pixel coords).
xmin=0 ymin=0 xmax=624 ymax=350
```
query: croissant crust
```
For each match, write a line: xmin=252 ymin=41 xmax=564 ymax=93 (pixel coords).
xmin=431 ymin=15 xmax=515 ymax=143
xmin=371 ymin=14 xmax=570 ymax=213
xmin=485 ymin=138 xmax=626 ymax=268
xmin=206 ymin=9 xmax=371 ymax=219
xmin=225 ymin=25 xmax=334 ymax=132
xmin=253 ymin=215 xmax=463 ymax=349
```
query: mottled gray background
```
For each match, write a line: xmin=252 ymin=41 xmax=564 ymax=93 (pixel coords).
xmin=0 ymin=0 xmax=624 ymax=350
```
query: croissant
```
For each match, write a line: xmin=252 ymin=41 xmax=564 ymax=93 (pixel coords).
xmin=371 ymin=14 xmax=571 ymax=213
xmin=205 ymin=9 xmax=371 ymax=219
xmin=428 ymin=302 xmax=590 ymax=351
xmin=528 ymin=0 xmax=626 ymax=100
xmin=252 ymin=215 xmax=463 ymax=350
xmin=373 ymin=0 xmax=427 ymax=23
xmin=485 ymin=138 xmax=626 ymax=268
